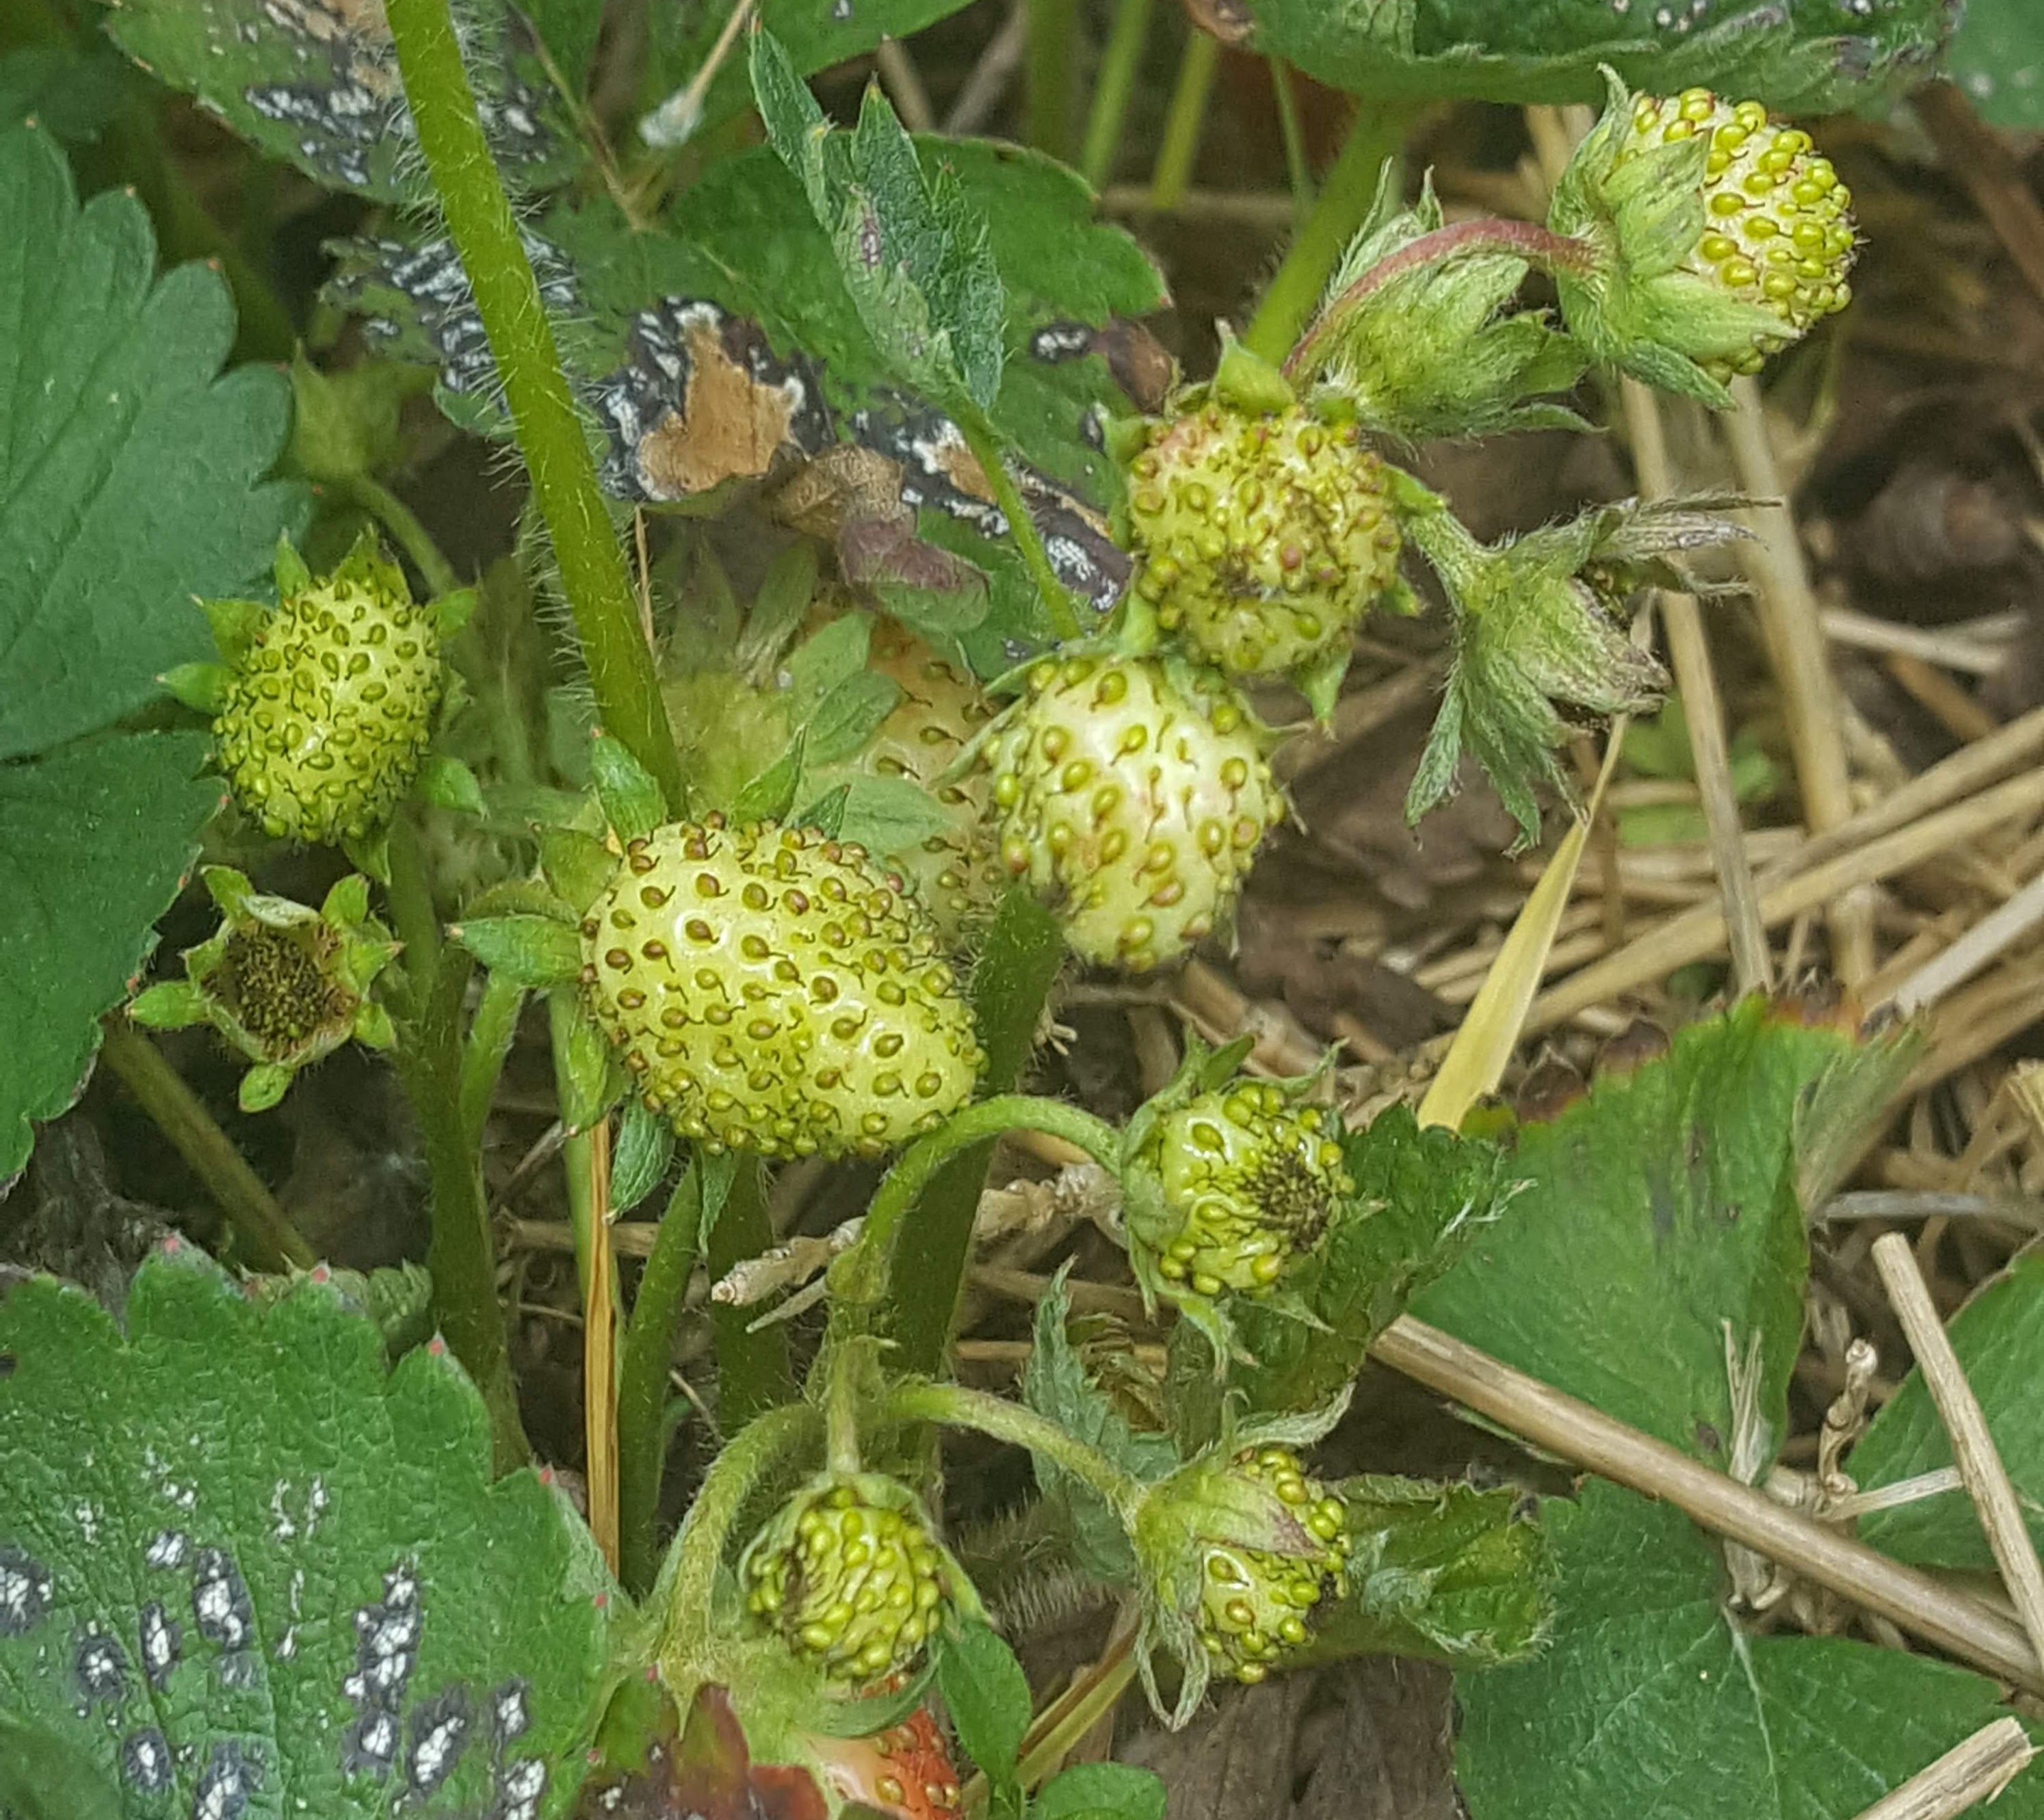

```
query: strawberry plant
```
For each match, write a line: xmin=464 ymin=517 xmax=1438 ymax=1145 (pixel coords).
xmin=5 ymin=0 xmax=2041 ymax=1815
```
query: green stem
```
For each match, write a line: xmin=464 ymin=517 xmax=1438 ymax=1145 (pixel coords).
xmin=824 ymin=1338 xmax=863 ymax=1479
xmin=709 ymin=1156 xmax=795 ymax=1430
xmin=885 ymin=1381 xmax=1144 ymax=1524
xmin=393 ymin=948 xmax=528 ymax=1467
xmin=385 ymin=807 xmax=443 ymax=1009
xmin=1270 ymin=59 xmax=1313 ymax=219
xmin=458 ymin=972 xmax=525 ymax=1151
xmin=956 ymin=411 xmax=1084 ymax=645
xmin=1080 ymin=0 xmax=1155 ymax=190
xmin=1025 ymin=0 xmax=1078 ymax=160
xmin=838 ymin=1093 xmax=1123 ymax=1312
xmin=890 ymin=889 xmax=1067 ymax=1376
xmin=1149 ymin=28 xmax=1218 ymax=211
xmin=98 ymin=1020 xmax=315 ymax=1273
xmin=618 ymin=1165 xmax=706 ymax=1596
xmin=1243 ymin=99 xmax=1414 ymax=367
xmin=658 ymin=1399 xmax=818 ymax=1669
xmin=339 ymin=474 xmax=460 ymax=599
xmin=384 ymin=0 xmax=683 ymax=814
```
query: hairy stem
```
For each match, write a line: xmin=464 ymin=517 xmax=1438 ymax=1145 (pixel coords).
xmin=384 ymin=0 xmax=683 ymax=813
xmin=618 ymin=1167 xmax=707 ymax=1596
xmin=394 ymin=948 xmax=528 ymax=1468
xmin=384 ymin=807 xmax=443 ymax=1009
xmin=709 ymin=1156 xmax=795 ymax=1429
xmin=1244 ymin=99 xmax=1416 ymax=367
xmin=887 ymin=1381 xmax=1144 ymax=1524
xmin=339 ymin=474 xmax=460 ymax=599
xmin=1080 ymin=0 xmax=1155 ymax=190
xmin=99 ymin=1020 xmax=314 ymax=1273
xmin=1281 ymin=216 xmax=1595 ymax=379
xmin=458 ymin=972 xmax=525 ymax=1151
xmin=839 ymin=1090 xmax=1123 ymax=1315
xmin=890 ymin=890 xmax=1068 ymax=1375
xmin=956 ymin=410 xmax=1084 ymax=644
xmin=1149 ymin=27 xmax=1218 ymax=211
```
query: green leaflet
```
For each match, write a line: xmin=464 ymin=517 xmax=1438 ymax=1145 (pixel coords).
xmin=0 ymin=1247 xmax=614 ymax=1815
xmin=1413 ymin=998 xmax=1913 ymax=1474
xmin=1850 ymin=1249 xmax=2044 ymax=1571
xmin=1455 ymin=1479 xmax=2043 ymax=1820
xmin=1948 ymin=0 xmax=2044 ymax=128
xmin=0 ymin=124 xmax=302 ymax=1182
xmin=1247 ymin=0 xmax=1954 ymax=114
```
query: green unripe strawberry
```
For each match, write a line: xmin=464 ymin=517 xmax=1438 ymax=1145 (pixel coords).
xmin=1188 ymin=1446 xmax=1349 ymax=1685
xmin=742 ymin=1477 xmax=954 ymax=1691
xmin=212 ymin=535 xmax=443 ymax=844
xmin=1619 ymin=88 xmax=1855 ymax=377
xmin=1140 ymin=1081 xmax=1352 ymax=1299
xmin=854 ymin=621 xmax=1002 ymax=945
xmin=579 ymin=816 xmax=984 ymax=1158
xmin=1126 ymin=404 xmax=1401 ymax=681
xmin=982 ymin=655 xmax=1281 ymax=972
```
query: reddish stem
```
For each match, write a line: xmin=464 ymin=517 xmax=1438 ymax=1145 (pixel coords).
xmin=1283 ymin=218 xmax=1595 ymax=380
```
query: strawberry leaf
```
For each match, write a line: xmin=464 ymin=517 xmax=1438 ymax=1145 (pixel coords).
xmin=0 ymin=1245 xmax=614 ymax=1815
xmin=1849 ymin=1248 xmax=2044 ymax=1571
xmin=1246 ymin=0 xmax=1955 ymax=114
xmin=1411 ymin=999 xmax=1911 ymax=1474
xmin=0 ymin=124 xmax=301 ymax=1182
xmin=1454 ymin=1479 xmax=2043 ymax=1820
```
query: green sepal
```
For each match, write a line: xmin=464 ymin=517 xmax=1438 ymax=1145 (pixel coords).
xmin=199 ymin=862 xmax=257 ymax=920
xmin=127 ymin=979 xmax=207 ymax=1029
xmin=551 ymin=989 xmax=627 ymax=1131
xmin=612 ymin=1097 xmax=676 ymax=1214
xmin=341 ymin=825 xmax=391 ymax=885
xmin=591 ymin=731 xmax=668 ymax=840
xmin=1210 ymin=328 xmax=1295 ymax=415
xmin=734 ymin=541 xmax=820 ymax=679
xmin=272 ymin=532 xmax=313 ymax=597
xmin=1296 ymin=642 xmax=1350 ymax=727
xmin=464 ymin=877 xmax=579 ymax=922
xmin=731 ymin=730 xmax=806 ymax=827
xmin=453 ymin=915 xmax=585 ymax=987
xmin=431 ymin=585 xmax=478 ymax=640
xmin=539 ymin=825 xmax=622 ymax=915
xmin=198 ymin=595 xmax=270 ymax=666
xmin=321 ymin=872 xmax=371 ymax=928
xmin=414 ymin=753 xmax=486 ymax=817
xmin=352 ymin=1000 xmax=397 ymax=1050
xmin=239 ymin=1061 xmax=293 ymax=1113
xmin=159 ymin=660 xmax=233 ymax=714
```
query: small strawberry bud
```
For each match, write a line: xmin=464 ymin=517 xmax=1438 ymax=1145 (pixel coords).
xmin=1126 ymin=400 xmax=1401 ymax=684
xmin=579 ymin=818 xmax=984 ymax=1158
xmin=1136 ymin=1080 xmax=1352 ymax=1299
xmin=742 ymin=1477 xmax=956 ymax=1692
xmin=209 ymin=533 xmax=443 ymax=844
xmin=980 ymin=655 xmax=1282 ymax=971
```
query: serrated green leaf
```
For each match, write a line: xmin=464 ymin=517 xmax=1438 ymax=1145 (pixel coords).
xmin=455 ymin=914 xmax=585 ymax=987
xmin=1022 ymin=1274 xmax=1179 ymax=1584
xmin=1413 ymin=999 xmax=1910 ymax=1475
xmin=612 ymin=1098 xmax=676 ymax=1217
xmin=0 ymin=1247 xmax=612 ymax=1815
xmin=103 ymin=0 xmax=579 ymax=203
xmin=1454 ymin=1479 xmax=2043 ymax=1820
xmin=1 ymin=733 xmax=221 ymax=1184
xmin=1850 ymin=1249 xmax=2044 ymax=1572
xmin=1246 ymin=0 xmax=1954 ymax=114
xmin=0 ymin=124 xmax=300 ymax=759
xmin=935 ymin=1619 xmax=1031 ymax=1789
xmin=1221 ymin=1106 xmax=1519 ymax=1420
xmin=1950 ymin=1 xmax=2044 ymax=128
xmin=1032 ymin=1762 xmax=1168 ymax=1820
xmin=1303 ymin=1477 xmax=1551 ymax=1669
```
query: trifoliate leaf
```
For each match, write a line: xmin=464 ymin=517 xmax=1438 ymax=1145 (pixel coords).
xmin=102 ymin=0 xmax=577 ymax=202
xmin=1454 ymin=1479 xmax=2043 ymax=1820
xmin=1244 ymin=0 xmax=1955 ymax=114
xmin=1413 ymin=998 xmax=1913 ymax=1475
xmin=1302 ymin=1476 xmax=1551 ymax=1669
xmin=0 ymin=1244 xmax=613 ymax=1816
xmin=1850 ymin=1249 xmax=2044 ymax=1572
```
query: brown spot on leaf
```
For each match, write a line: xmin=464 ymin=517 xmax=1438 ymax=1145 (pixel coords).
xmin=637 ymin=321 xmax=801 ymax=498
